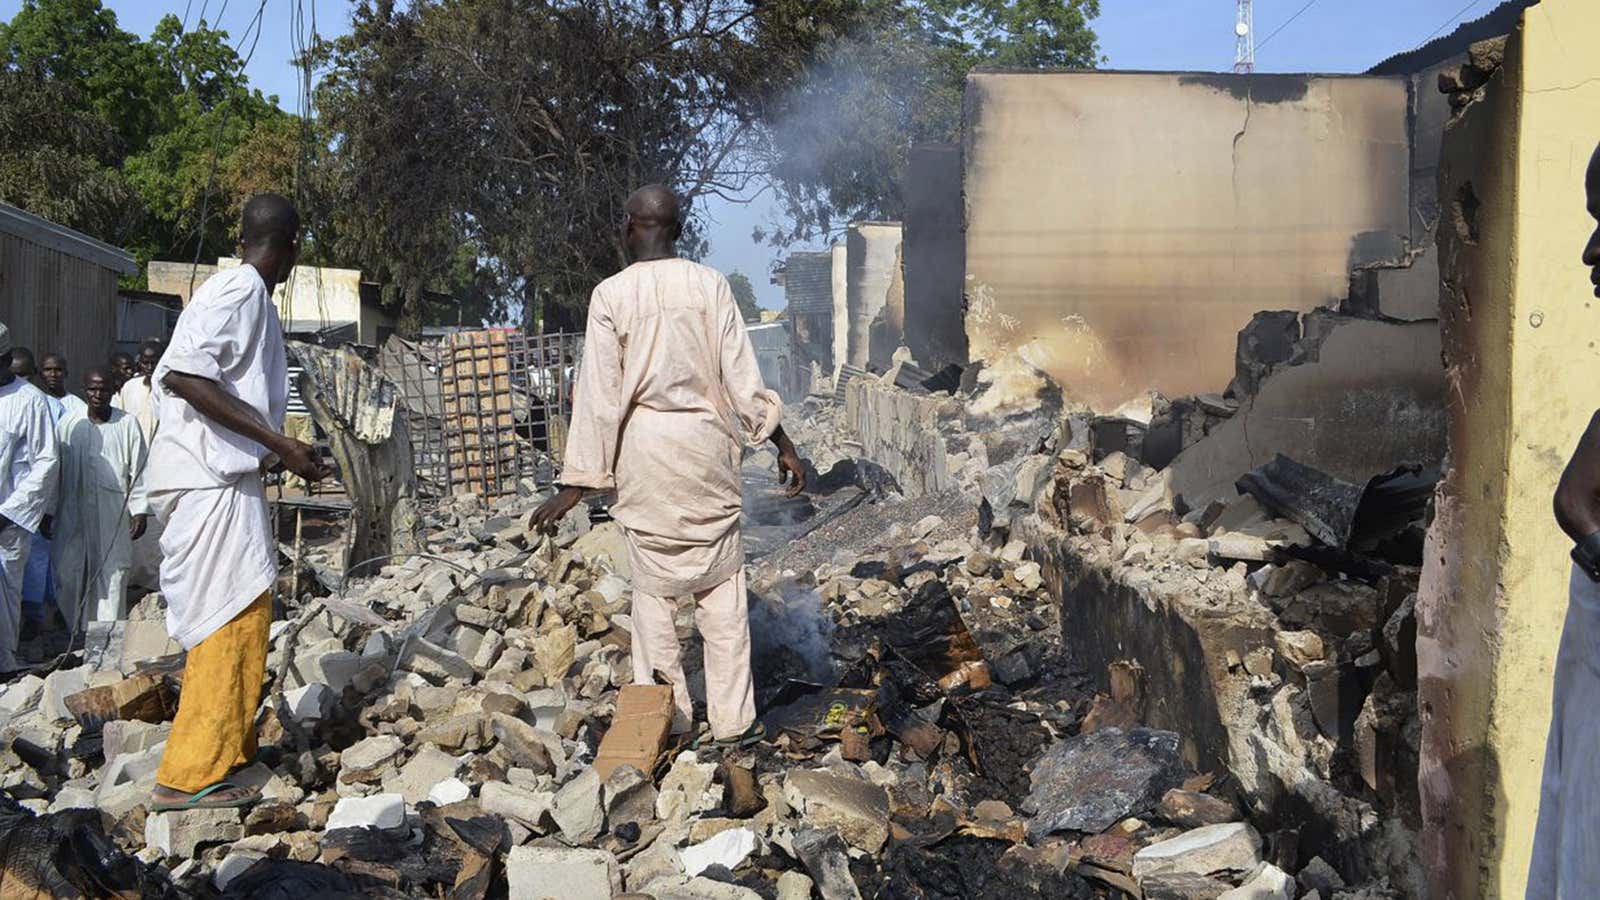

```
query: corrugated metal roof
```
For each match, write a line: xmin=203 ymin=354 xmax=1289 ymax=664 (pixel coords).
xmin=780 ymin=251 xmax=833 ymax=315
xmin=0 ymin=202 xmax=136 ymax=275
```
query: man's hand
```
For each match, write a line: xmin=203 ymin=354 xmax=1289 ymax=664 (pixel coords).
xmin=769 ymin=425 xmax=807 ymax=498
xmin=530 ymin=486 xmax=585 ymax=534
xmin=778 ymin=448 xmax=807 ymax=498
xmin=130 ymin=514 xmax=148 ymax=542
xmin=277 ymin=439 xmax=332 ymax=483
xmin=1556 ymin=412 xmax=1600 ymax=542
xmin=39 ymin=515 xmax=52 ymax=540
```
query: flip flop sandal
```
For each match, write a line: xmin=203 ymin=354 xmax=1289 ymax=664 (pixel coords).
xmin=151 ymin=781 xmax=261 ymax=812
xmin=692 ymin=721 xmax=767 ymax=751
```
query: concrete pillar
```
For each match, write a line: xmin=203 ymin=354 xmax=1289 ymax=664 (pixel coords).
xmin=1417 ymin=2 xmax=1600 ymax=896
xmin=830 ymin=244 xmax=848 ymax=382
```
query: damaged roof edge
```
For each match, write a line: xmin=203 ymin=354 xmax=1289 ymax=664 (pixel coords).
xmin=1366 ymin=0 xmax=1536 ymax=75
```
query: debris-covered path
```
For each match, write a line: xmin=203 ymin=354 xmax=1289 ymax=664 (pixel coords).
xmin=0 ymin=383 xmax=1408 ymax=899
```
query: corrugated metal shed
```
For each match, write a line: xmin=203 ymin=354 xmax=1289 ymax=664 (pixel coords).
xmin=0 ymin=203 xmax=136 ymax=375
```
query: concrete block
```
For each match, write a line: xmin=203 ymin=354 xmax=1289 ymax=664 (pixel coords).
xmin=326 ymin=793 xmax=406 ymax=831
xmin=1132 ymin=822 xmax=1262 ymax=881
xmin=506 ymin=846 xmax=620 ymax=900
xmin=782 ymin=769 xmax=890 ymax=853
xmin=144 ymin=807 xmax=243 ymax=858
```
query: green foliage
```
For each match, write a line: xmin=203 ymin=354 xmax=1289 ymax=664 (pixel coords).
xmin=0 ymin=64 xmax=138 ymax=235
xmin=0 ymin=1 xmax=295 ymax=280
xmin=727 ymin=271 xmax=762 ymax=323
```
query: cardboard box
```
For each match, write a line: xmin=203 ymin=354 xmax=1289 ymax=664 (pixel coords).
xmin=592 ymin=684 xmax=674 ymax=781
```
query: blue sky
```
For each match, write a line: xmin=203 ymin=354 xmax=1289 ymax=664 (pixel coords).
xmin=3 ymin=0 xmax=1498 ymax=308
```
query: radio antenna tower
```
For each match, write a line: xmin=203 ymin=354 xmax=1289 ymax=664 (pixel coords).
xmin=1234 ymin=0 xmax=1255 ymax=74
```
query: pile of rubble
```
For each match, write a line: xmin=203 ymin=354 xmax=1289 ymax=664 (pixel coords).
xmin=0 ymin=475 xmax=1394 ymax=900
xmin=0 ymin=342 xmax=1423 ymax=899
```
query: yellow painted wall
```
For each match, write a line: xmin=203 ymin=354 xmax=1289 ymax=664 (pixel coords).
xmin=1492 ymin=1 xmax=1600 ymax=894
xmin=1417 ymin=1 xmax=1600 ymax=896
xmin=218 ymin=258 xmax=393 ymax=344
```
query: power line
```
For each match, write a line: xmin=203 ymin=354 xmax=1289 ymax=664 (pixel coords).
xmin=1255 ymin=0 xmax=1322 ymax=54
xmin=185 ymin=0 xmax=273 ymax=299
xmin=1422 ymin=0 xmax=1488 ymax=43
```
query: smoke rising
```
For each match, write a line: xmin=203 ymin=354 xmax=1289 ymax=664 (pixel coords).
xmin=748 ymin=580 xmax=836 ymax=683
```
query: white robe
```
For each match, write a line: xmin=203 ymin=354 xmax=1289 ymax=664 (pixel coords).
xmin=0 ymin=379 xmax=60 ymax=669
xmin=112 ymin=378 xmax=157 ymax=442
xmin=56 ymin=394 xmax=87 ymax=419
xmin=51 ymin=409 xmax=148 ymax=625
xmin=146 ymin=263 xmax=287 ymax=648
xmin=113 ymin=377 xmax=162 ymax=590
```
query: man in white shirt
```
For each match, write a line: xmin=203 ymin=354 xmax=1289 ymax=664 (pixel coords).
xmin=114 ymin=340 xmax=163 ymax=590
xmin=112 ymin=341 xmax=161 ymax=442
xmin=0 ymin=324 xmax=60 ymax=672
xmin=52 ymin=368 xmax=149 ymax=627
xmin=11 ymin=347 xmax=55 ymax=637
xmin=147 ymin=194 xmax=328 ymax=811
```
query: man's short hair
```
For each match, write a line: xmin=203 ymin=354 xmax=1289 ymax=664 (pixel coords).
xmin=240 ymin=194 xmax=301 ymax=251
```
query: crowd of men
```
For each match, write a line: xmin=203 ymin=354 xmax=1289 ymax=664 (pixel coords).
xmin=0 ymin=337 xmax=164 ymax=669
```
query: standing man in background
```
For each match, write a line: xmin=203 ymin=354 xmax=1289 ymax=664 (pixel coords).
xmin=10 ymin=348 xmax=38 ymax=386
xmin=532 ymin=184 xmax=805 ymax=749
xmin=39 ymin=354 xmax=86 ymax=418
xmin=115 ymin=341 xmax=164 ymax=590
xmin=0 ymin=324 xmax=59 ymax=672
xmin=53 ymin=368 xmax=148 ymax=627
xmin=9 ymin=346 xmax=52 ymax=639
xmin=113 ymin=341 xmax=162 ymax=443
xmin=110 ymin=352 xmax=136 ymax=392
xmin=147 ymin=194 xmax=328 ymax=810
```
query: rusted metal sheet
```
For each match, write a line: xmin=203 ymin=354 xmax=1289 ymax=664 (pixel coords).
xmin=0 ymin=205 xmax=130 ymax=380
xmin=290 ymin=342 xmax=420 ymax=569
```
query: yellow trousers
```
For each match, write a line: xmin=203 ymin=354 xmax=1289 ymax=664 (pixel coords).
xmin=155 ymin=591 xmax=270 ymax=793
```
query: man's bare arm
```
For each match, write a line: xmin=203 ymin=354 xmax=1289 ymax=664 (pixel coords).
xmin=162 ymin=371 xmax=329 ymax=482
xmin=1555 ymin=410 xmax=1600 ymax=542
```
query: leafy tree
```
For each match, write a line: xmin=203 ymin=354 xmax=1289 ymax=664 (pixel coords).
xmin=0 ymin=64 xmax=138 ymax=235
xmin=1 ymin=1 xmax=296 ymax=275
xmin=727 ymin=270 xmax=763 ymax=323
xmin=314 ymin=0 xmax=874 ymax=329
xmin=0 ymin=0 xmax=177 ymax=154
xmin=757 ymin=0 xmax=1101 ymax=242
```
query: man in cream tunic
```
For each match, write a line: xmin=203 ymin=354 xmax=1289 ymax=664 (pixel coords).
xmin=534 ymin=185 xmax=806 ymax=747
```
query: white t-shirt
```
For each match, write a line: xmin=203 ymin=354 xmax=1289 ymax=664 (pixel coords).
xmin=146 ymin=264 xmax=288 ymax=492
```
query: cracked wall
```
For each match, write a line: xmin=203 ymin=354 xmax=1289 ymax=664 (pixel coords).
xmin=962 ymin=72 xmax=1412 ymax=408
